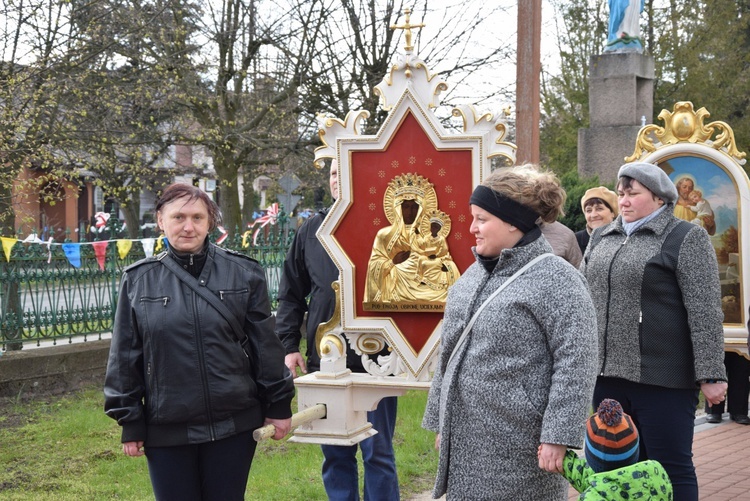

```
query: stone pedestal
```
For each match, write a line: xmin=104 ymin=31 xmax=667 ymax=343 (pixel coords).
xmin=578 ymin=53 xmax=654 ymax=182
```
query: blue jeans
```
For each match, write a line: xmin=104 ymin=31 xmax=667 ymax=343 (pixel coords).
xmin=321 ymin=396 xmax=399 ymax=501
xmin=594 ymin=377 xmax=699 ymax=501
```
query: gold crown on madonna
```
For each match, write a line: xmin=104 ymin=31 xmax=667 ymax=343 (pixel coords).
xmin=390 ymin=173 xmax=432 ymax=201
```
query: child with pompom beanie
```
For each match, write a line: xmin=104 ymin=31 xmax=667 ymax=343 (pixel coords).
xmin=541 ymin=399 xmax=673 ymax=500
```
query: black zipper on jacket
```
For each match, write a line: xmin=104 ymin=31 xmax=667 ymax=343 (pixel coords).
xmin=191 ymin=289 xmax=216 ymax=441
xmin=140 ymin=296 xmax=169 ymax=422
xmin=140 ymin=296 xmax=170 ymax=307
xmin=219 ymin=288 xmax=248 ymax=301
xmin=601 ymin=234 xmax=629 ymax=376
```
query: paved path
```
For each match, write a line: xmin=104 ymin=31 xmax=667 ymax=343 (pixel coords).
xmin=408 ymin=414 xmax=750 ymax=500
xmin=689 ymin=414 xmax=750 ymax=500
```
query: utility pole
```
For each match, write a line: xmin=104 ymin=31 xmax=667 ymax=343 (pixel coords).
xmin=515 ymin=0 xmax=542 ymax=165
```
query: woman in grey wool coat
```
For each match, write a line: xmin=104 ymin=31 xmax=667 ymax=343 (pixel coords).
xmin=422 ymin=165 xmax=599 ymax=500
xmin=581 ymin=162 xmax=727 ymax=501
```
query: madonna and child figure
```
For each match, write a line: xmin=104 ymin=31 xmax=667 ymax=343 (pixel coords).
xmin=364 ymin=173 xmax=459 ymax=310
xmin=673 ymin=175 xmax=716 ymax=235
xmin=416 ymin=209 xmax=460 ymax=290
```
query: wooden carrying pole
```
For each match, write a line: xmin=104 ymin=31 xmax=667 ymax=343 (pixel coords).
xmin=253 ymin=404 xmax=327 ymax=442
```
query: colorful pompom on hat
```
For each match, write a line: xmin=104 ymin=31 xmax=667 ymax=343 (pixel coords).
xmin=585 ymin=399 xmax=640 ymax=473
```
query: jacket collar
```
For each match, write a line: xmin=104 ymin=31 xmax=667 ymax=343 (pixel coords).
xmin=473 ymin=228 xmax=554 ymax=276
xmin=168 ymin=239 xmax=209 ymax=274
xmin=600 ymin=203 xmax=676 ymax=238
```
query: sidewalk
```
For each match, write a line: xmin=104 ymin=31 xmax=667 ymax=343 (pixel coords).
xmin=689 ymin=414 xmax=750 ymax=500
xmin=408 ymin=414 xmax=750 ymax=500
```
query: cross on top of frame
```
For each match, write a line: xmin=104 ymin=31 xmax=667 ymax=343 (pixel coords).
xmin=389 ymin=8 xmax=425 ymax=52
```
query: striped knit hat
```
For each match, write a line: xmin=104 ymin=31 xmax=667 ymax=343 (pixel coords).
xmin=585 ymin=399 xmax=640 ymax=473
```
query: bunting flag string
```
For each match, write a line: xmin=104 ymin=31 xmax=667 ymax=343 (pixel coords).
xmin=154 ymin=236 xmax=168 ymax=253
xmin=0 ymin=233 xmax=170 ymax=267
xmin=1 ymin=222 xmax=277 ymax=268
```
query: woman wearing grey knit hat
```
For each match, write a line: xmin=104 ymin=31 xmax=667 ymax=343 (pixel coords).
xmin=580 ymin=161 xmax=728 ymax=501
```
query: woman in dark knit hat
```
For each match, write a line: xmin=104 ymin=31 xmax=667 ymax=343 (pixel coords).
xmin=581 ymin=162 xmax=727 ymax=501
xmin=423 ymin=164 xmax=598 ymax=500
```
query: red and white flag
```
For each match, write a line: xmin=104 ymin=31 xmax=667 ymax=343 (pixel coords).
xmin=250 ymin=203 xmax=279 ymax=246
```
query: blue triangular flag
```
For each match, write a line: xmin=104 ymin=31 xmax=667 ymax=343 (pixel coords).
xmin=61 ymin=243 xmax=82 ymax=268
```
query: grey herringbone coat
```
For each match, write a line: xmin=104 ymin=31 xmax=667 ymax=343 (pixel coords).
xmin=581 ymin=206 xmax=726 ymax=387
xmin=422 ymin=235 xmax=598 ymax=500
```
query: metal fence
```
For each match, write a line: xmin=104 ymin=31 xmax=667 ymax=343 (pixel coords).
xmin=0 ymin=216 xmax=297 ymax=351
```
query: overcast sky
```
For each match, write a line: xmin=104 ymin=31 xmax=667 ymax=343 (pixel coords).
xmin=404 ymin=1 xmax=562 ymax=122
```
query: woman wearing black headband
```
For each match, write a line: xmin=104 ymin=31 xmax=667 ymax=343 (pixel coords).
xmin=422 ymin=164 xmax=598 ymax=500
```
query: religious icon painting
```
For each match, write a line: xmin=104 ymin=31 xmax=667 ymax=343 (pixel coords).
xmin=311 ymin=27 xmax=516 ymax=377
xmin=316 ymin=94 xmax=499 ymax=377
xmin=358 ymin=130 xmax=467 ymax=311
xmin=661 ymin=155 xmax=742 ymax=324
xmin=630 ymin=102 xmax=750 ymax=348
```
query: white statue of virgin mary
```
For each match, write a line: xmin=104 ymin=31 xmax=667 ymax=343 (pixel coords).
xmin=605 ymin=0 xmax=645 ymax=53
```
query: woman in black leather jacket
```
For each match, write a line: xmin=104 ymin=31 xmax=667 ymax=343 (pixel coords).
xmin=104 ymin=183 xmax=294 ymax=501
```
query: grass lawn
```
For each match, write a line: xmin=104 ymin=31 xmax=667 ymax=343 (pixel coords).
xmin=0 ymin=386 xmax=437 ymax=500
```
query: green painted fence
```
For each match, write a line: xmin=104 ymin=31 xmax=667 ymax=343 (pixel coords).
xmin=0 ymin=216 xmax=297 ymax=351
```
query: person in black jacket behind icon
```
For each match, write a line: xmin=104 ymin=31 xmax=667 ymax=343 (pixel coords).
xmin=275 ymin=160 xmax=399 ymax=501
xmin=104 ymin=183 xmax=294 ymax=501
